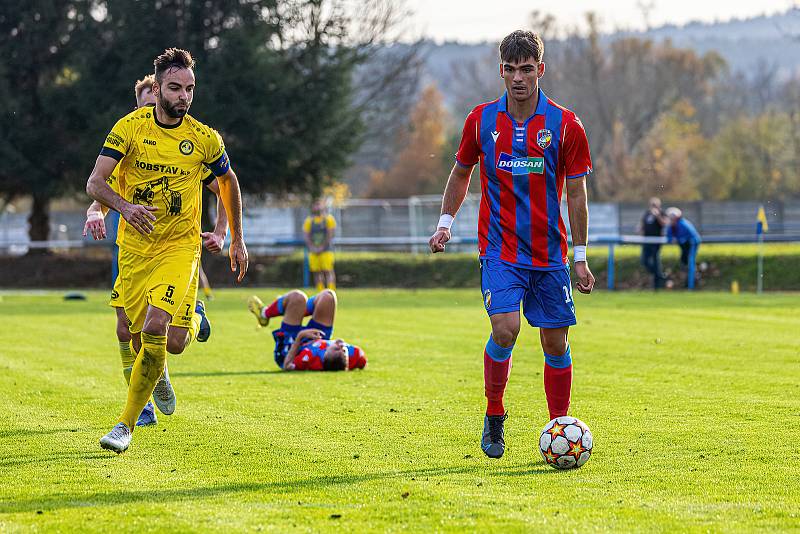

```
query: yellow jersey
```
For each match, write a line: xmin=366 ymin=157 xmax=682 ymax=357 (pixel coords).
xmin=303 ymin=214 xmax=336 ymax=251
xmin=100 ymin=107 xmax=230 ymax=256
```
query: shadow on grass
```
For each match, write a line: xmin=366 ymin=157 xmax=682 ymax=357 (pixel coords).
xmin=171 ymin=370 xmax=281 ymax=377
xmin=0 ymin=451 xmax=109 ymax=469
xmin=0 ymin=463 xmax=555 ymax=513
xmin=0 ymin=428 xmax=84 ymax=439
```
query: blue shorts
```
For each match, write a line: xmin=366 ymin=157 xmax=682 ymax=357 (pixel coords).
xmin=272 ymin=319 xmax=333 ymax=368
xmin=480 ymin=259 xmax=576 ymax=328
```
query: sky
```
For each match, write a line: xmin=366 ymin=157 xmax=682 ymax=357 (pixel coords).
xmin=403 ymin=0 xmax=799 ymax=42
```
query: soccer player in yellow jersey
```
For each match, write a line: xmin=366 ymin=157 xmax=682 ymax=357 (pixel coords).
xmin=303 ymin=199 xmax=337 ymax=291
xmin=84 ymin=74 xmax=228 ymax=427
xmin=86 ymin=48 xmax=248 ymax=453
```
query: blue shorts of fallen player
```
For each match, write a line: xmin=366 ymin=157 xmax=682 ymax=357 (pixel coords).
xmin=272 ymin=320 xmax=334 ymax=368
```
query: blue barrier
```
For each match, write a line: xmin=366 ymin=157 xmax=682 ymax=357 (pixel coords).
xmin=279 ymin=234 xmax=800 ymax=290
xmin=597 ymin=234 xmax=800 ymax=290
xmin=303 ymin=247 xmax=310 ymax=288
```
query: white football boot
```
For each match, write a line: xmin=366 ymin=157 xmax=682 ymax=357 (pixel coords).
xmin=99 ymin=423 xmax=132 ymax=454
xmin=152 ymin=364 xmax=176 ymax=415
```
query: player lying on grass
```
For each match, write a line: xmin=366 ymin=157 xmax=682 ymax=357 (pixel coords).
xmin=83 ymin=74 xmax=227 ymax=427
xmin=248 ymin=289 xmax=366 ymax=371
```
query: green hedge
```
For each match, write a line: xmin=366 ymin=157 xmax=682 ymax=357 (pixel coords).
xmin=238 ymin=243 xmax=800 ymax=291
xmin=1 ymin=243 xmax=796 ymax=290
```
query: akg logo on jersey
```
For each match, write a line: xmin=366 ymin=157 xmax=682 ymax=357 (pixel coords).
xmin=497 ymin=153 xmax=544 ymax=175
xmin=179 ymin=139 xmax=194 ymax=155
xmin=536 ymin=129 xmax=552 ymax=149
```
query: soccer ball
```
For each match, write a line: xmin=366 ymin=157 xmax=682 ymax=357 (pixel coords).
xmin=539 ymin=416 xmax=593 ymax=469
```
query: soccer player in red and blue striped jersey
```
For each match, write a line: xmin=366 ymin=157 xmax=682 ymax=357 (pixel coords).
xmin=429 ymin=30 xmax=596 ymax=459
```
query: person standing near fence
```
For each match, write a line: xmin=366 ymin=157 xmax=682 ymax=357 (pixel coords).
xmin=303 ymin=199 xmax=337 ymax=291
xmin=666 ymin=207 xmax=701 ymax=288
xmin=638 ymin=197 xmax=668 ymax=289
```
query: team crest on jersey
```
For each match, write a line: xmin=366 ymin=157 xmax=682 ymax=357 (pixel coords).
xmin=179 ymin=139 xmax=194 ymax=155
xmin=536 ymin=129 xmax=552 ymax=149
xmin=483 ymin=289 xmax=492 ymax=309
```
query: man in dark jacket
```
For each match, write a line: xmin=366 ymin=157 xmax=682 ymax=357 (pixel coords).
xmin=638 ymin=197 xmax=668 ymax=289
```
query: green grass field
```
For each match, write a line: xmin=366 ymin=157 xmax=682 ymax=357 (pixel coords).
xmin=1 ymin=288 xmax=798 ymax=532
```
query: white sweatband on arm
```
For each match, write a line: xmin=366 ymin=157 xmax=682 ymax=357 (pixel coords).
xmin=573 ymin=245 xmax=587 ymax=262
xmin=437 ymin=214 xmax=454 ymax=230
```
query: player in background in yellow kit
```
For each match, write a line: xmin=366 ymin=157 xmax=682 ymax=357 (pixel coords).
xmin=83 ymin=74 xmax=228 ymax=427
xmin=303 ymin=199 xmax=336 ymax=291
xmin=198 ymin=265 xmax=215 ymax=300
xmin=86 ymin=48 xmax=247 ymax=453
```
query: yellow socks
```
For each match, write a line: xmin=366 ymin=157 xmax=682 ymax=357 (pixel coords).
xmin=327 ymin=282 xmax=336 ymax=290
xmin=119 ymin=332 xmax=167 ymax=430
xmin=119 ymin=341 xmax=135 ymax=385
xmin=186 ymin=312 xmax=202 ymax=348
xmin=315 ymin=281 xmax=324 ymax=291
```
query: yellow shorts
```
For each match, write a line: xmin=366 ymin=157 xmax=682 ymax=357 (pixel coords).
xmin=117 ymin=247 xmax=200 ymax=333
xmin=109 ymin=275 xmax=123 ymax=308
xmin=308 ymin=251 xmax=334 ymax=272
xmin=109 ymin=259 xmax=199 ymax=329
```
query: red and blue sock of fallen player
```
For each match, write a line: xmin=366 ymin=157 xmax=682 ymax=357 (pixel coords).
xmin=262 ymin=295 xmax=285 ymax=319
xmin=543 ymin=345 xmax=572 ymax=420
xmin=484 ymin=336 xmax=513 ymax=416
xmin=263 ymin=294 xmax=317 ymax=319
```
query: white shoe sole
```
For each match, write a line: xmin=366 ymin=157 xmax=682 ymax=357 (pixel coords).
xmin=153 ymin=390 xmax=176 ymax=415
xmin=99 ymin=438 xmax=129 ymax=454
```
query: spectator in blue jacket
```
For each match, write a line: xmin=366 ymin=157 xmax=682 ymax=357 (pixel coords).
xmin=666 ymin=207 xmax=701 ymax=286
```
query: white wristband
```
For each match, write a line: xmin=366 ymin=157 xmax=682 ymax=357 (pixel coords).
xmin=437 ymin=214 xmax=454 ymax=230
xmin=573 ymin=245 xmax=587 ymax=262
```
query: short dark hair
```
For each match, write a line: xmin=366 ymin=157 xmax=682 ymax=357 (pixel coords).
xmin=153 ymin=48 xmax=195 ymax=83
xmin=323 ymin=352 xmax=347 ymax=371
xmin=499 ymin=30 xmax=544 ymax=64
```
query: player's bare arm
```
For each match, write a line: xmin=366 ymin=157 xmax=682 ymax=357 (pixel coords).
xmin=200 ymin=179 xmax=228 ymax=254
xmin=566 ymin=176 xmax=595 ymax=294
xmin=429 ymin=163 xmax=473 ymax=253
xmin=282 ymin=329 xmax=325 ymax=370
xmin=216 ymin=167 xmax=248 ymax=282
xmin=83 ymin=200 xmax=110 ymax=240
xmin=86 ymin=155 xmax=157 ymax=236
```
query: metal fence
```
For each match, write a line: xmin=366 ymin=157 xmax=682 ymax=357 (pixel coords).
xmin=1 ymin=196 xmax=799 ymax=255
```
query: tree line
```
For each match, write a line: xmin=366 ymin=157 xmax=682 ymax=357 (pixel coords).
xmin=0 ymin=0 xmax=420 ymax=243
xmin=3 ymin=3 xmax=796 ymax=244
xmin=366 ymin=12 xmax=800 ymax=204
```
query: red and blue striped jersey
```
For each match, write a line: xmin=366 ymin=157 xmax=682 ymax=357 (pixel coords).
xmin=456 ymin=90 xmax=592 ymax=270
xmin=293 ymin=339 xmax=367 ymax=371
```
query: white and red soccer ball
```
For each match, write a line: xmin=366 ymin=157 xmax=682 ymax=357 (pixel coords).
xmin=539 ymin=416 xmax=593 ymax=469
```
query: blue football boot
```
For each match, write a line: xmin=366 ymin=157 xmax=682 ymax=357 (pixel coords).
xmin=196 ymin=300 xmax=211 ymax=342
xmin=481 ymin=413 xmax=508 ymax=459
xmin=136 ymin=401 xmax=157 ymax=427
